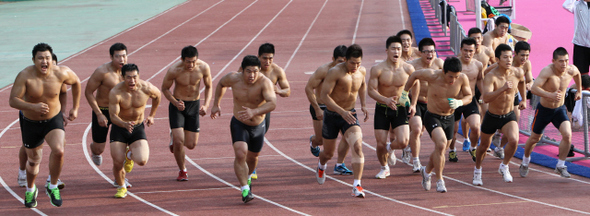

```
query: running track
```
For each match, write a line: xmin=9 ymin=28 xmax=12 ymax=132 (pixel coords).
xmin=0 ymin=0 xmax=589 ymax=215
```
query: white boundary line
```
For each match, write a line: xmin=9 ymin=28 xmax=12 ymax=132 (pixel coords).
xmin=362 ymin=140 xmax=590 ymax=214
xmin=351 ymin=0 xmax=364 ymax=44
xmin=185 ymin=157 xmax=310 ymax=215
xmin=399 ymin=0 xmax=406 ymax=29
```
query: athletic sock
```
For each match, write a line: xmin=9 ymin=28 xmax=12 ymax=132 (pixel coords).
xmin=318 ymin=161 xmax=327 ymax=170
xmin=557 ymin=159 xmax=566 ymax=168
xmin=500 ymin=163 xmax=508 ymax=170
xmin=413 ymin=157 xmax=420 ymax=164
xmin=450 ymin=148 xmax=456 ymax=152
xmin=474 ymin=167 xmax=482 ymax=173
xmin=26 ymin=185 xmax=35 ymax=193
xmin=248 ymin=174 xmax=252 ymax=179
xmin=470 ymin=146 xmax=476 ymax=151
xmin=19 ymin=169 xmax=26 ymax=176
xmin=47 ymin=175 xmax=51 ymax=182
xmin=48 ymin=184 xmax=58 ymax=190
xmin=336 ymin=163 xmax=343 ymax=167
xmin=127 ymin=150 xmax=132 ymax=159
xmin=182 ymin=168 xmax=187 ymax=172
xmin=353 ymin=179 xmax=361 ymax=187
xmin=241 ymin=185 xmax=250 ymax=191
xmin=495 ymin=146 xmax=502 ymax=151
xmin=522 ymin=156 xmax=531 ymax=166
xmin=386 ymin=143 xmax=392 ymax=152
xmin=381 ymin=165 xmax=389 ymax=170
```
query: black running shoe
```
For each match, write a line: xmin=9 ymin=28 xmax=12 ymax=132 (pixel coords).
xmin=46 ymin=185 xmax=62 ymax=207
xmin=24 ymin=187 xmax=38 ymax=208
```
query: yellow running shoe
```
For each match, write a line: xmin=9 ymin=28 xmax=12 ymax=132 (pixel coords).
xmin=115 ymin=187 xmax=127 ymax=198
xmin=251 ymin=169 xmax=257 ymax=180
xmin=124 ymin=148 xmax=134 ymax=173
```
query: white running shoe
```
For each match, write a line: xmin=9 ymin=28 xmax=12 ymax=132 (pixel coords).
xmin=420 ymin=166 xmax=431 ymax=191
xmin=412 ymin=161 xmax=422 ymax=173
xmin=473 ymin=171 xmax=483 ymax=186
xmin=387 ymin=150 xmax=397 ymax=166
xmin=498 ymin=165 xmax=513 ymax=183
xmin=375 ymin=168 xmax=390 ymax=179
xmin=402 ymin=146 xmax=411 ymax=165
xmin=18 ymin=171 xmax=26 ymax=187
xmin=316 ymin=166 xmax=326 ymax=185
xmin=493 ymin=147 xmax=505 ymax=159
xmin=352 ymin=185 xmax=365 ymax=198
xmin=112 ymin=178 xmax=133 ymax=188
xmin=436 ymin=180 xmax=447 ymax=193
xmin=45 ymin=179 xmax=66 ymax=190
xmin=555 ymin=166 xmax=571 ymax=178
xmin=92 ymin=154 xmax=103 ymax=166
xmin=519 ymin=164 xmax=529 ymax=177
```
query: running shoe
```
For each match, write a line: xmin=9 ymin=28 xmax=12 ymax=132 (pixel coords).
xmin=375 ymin=168 xmax=390 ymax=179
xmin=251 ymin=169 xmax=258 ymax=180
xmin=473 ymin=170 xmax=483 ymax=186
xmin=387 ymin=150 xmax=397 ymax=166
xmin=18 ymin=171 xmax=26 ymax=187
xmin=498 ymin=165 xmax=513 ymax=183
xmin=519 ymin=164 xmax=529 ymax=177
xmin=310 ymin=135 xmax=320 ymax=157
xmin=352 ymin=185 xmax=365 ymax=198
xmin=24 ymin=186 xmax=38 ymax=208
xmin=555 ymin=166 xmax=571 ymax=178
xmin=333 ymin=163 xmax=353 ymax=175
xmin=412 ymin=161 xmax=422 ymax=173
xmin=242 ymin=189 xmax=254 ymax=203
xmin=248 ymin=177 xmax=251 ymax=188
xmin=402 ymin=146 xmax=411 ymax=165
xmin=448 ymin=151 xmax=458 ymax=162
xmin=124 ymin=148 xmax=134 ymax=173
xmin=177 ymin=170 xmax=188 ymax=181
xmin=493 ymin=147 xmax=505 ymax=159
xmin=46 ymin=184 xmax=62 ymax=207
xmin=45 ymin=179 xmax=65 ymax=190
xmin=469 ymin=148 xmax=477 ymax=162
xmin=420 ymin=166 xmax=431 ymax=191
xmin=436 ymin=180 xmax=447 ymax=193
xmin=316 ymin=166 xmax=326 ymax=185
xmin=462 ymin=139 xmax=471 ymax=152
xmin=114 ymin=187 xmax=127 ymax=198
xmin=92 ymin=154 xmax=103 ymax=166
xmin=112 ymin=178 xmax=133 ymax=188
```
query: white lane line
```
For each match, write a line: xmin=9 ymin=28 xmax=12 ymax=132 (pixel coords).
xmin=81 ymin=124 xmax=178 ymax=216
xmin=0 ymin=119 xmax=46 ymax=215
xmin=185 ymin=156 xmax=310 ymax=216
xmin=0 ymin=0 xmax=193 ymax=92
xmin=265 ymin=138 xmax=452 ymax=215
xmin=363 ymin=140 xmax=590 ymax=214
xmin=283 ymin=0 xmax=330 ymax=71
xmin=351 ymin=0 xmax=364 ymax=44
xmin=133 ymin=187 xmax=234 ymax=194
xmin=303 ymin=71 xmax=314 ymax=75
xmin=399 ymin=0 xmax=406 ymax=29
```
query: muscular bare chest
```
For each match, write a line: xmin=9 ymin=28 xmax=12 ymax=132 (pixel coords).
xmin=336 ymin=73 xmax=363 ymax=93
xmin=175 ymin=70 xmax=203 ymax=87
xmin=379 ymin=69 xmax=408 ymax=88
xmin=26 ymin=77 xmax=62 ymax=101
xmin=119 ymin=90 xmax=149 ymax=110
xmin=261 ymin=70 xmax=278 ymax=84
xmin=232 ymin=83 xmax=264 ymax=106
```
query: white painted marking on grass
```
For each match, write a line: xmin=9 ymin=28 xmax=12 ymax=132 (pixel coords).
xmin=351 ymin=0 xmax=364 ymax=44
xmin=266 ymin=138 xmax=452 ymax=215
xmin=185 ymin=157 xmax=310 ymax=216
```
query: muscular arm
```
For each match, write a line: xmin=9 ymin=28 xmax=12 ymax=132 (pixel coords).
xmin=458 ymin=75 xmax=473 ymax=104
xmin=367 ymin=67 xmax=389 ymax=104
xmin=358 ymin=72 xmax=368 ymax=121
xmin=305 ymin=68 xmax=325 ymax=111
xmin=147 ymin=82 xmax=161 ymax=119
xmin=517 ymin=68 xmax=527 ymax=101
xmin=482 ymin=33 xmax=494 ymax=51
xmin=63 ymin=68 xmax=81 ymax=112
xmin=404 ymin=69 xmax=433 ymax=92
xmin=476 ymin=62 xmax=485 ymax=97
xmin=161 ymin=68 xmax=179 ymax=105
xmin=211 ymin=73 xmax=232 ymax=118
xmin=85 ymin=70 xmax=105 ymax=115
xmin=201 ymin=64 xmax=213 ymax=109
xmin=254 ymin=79 xmax=277 ymax=115
xmin=320 ymin=69 xmax=345 ymax=114
xmin=524 ymin=61 xmax=534 ymax=90
xmin=9 ymin=72 xmax=37 ymax=112
xmin=572 ymin=66 xmax=583 ymax=100
xmin=531 ymin=69 xmax=556 ymax=99
xmin=60 ymin=84 xmax=67 ymax=113
xmin=109 ymin=89 xmax=126 ymax=128
xmin=275 ymin=67 xmax=291 ymax=97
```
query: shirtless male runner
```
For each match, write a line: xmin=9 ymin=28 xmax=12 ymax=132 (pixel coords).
xmin=18 ymin=53 xmax=67 ymax=190
xmin=483 ymin=16 xmax=516 ymax=51
xmin=109 ymin=64 xmax=161 ymax=198
xmin=473 ymin=44 xmax=526 ymax=186
xmin=316 ymin=44 xmax=369 ymax=198
xmin=520 ymin=47 xmax=582 ymax=178
xmin=239 ymin=43 xmax=290 ymax=179
xmin=85 ymin=43 xmax=127 ymax=166
xmin=449 ymin=38 xmax=484 ymax=163
xmin=397 ymin=30 xmax=421 ymax=61
xmin=404 ymin=57 xmax=472 ymax=192
xmin=484 ymin=41 xmax=534 ymax=159
xmin=211 ymin=55 xmax=276 ymax=203
xmin=368 ymin=36 xmax=417 ymax=179
xmin=162 ymin=45 xmax=212 ymax=181
xmin=406 ymin=38 xmax=444 ymax=172
xmin=10 ymin=43 xmax=81 ymax=208
xmin=305 ymin=45 xmax=352 ymax=175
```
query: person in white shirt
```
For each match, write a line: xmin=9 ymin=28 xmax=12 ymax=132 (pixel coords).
xmin=563 ymin=0 xmax=590 ymax=75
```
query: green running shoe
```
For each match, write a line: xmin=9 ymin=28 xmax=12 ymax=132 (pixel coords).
xmin=24 ymin=186 xmax=38 ymax=208
xmin=242 ymin=189 xmax=253 ymax=203
xmin=46 ymin=185 xmax=62 ymax=207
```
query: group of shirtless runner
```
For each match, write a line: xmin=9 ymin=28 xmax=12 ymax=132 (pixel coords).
xmin=11 ymin=25 xmax=582 ymax=207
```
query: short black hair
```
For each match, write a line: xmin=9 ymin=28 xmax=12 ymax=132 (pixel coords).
xmin=443 ymin=57 xmax=462 ymax=73
xmin=495 ymin=44 xmax=513 ymax=58
xmin=460 ymin=37 xmax=477 ymax=48
xmin=386 ymin=35 xmax=403 ymax=49
xmin=396 ymin=29 xmax=413 ymax=39
xmin=181 ymin=45 xmax=198 ymax=60
xmin=553 ymin=47 xmax=569 ymax=60
xmin=346 ymin=44 xmax=363 ymax=59
xmin=514 ymin=41 xmax=531 ymax=55
xmin=52 ymin=53 xmax=58 ymax=63
xmin=122 ymin=63 xmax=139 ymax=77
xmin=109 ymin=43 xmax=127 ymax=57
xmin=467 ymin=27 xmax=482 ymax=37
xmin=258 ymin=43 xmax=275 ymax=56
xmin=582 ymin=74 xmax=590 ymax=89
xmin=241 ymin=55 xmax=261 ymax=70
xmin=495 ymin=16 xmax=510 ymax=26
xmin=418 ymin=38 xmax=436 ymax=51
xmin=32 ymin=43 xmax=53 ymax=58
xmin=333 ymin=45 xmax=347 ymax=59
